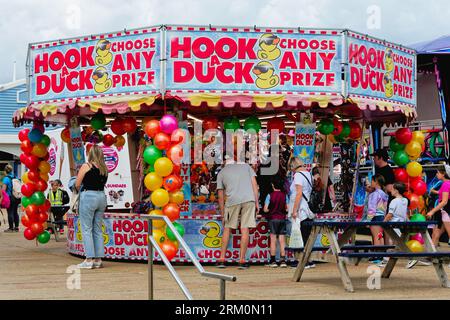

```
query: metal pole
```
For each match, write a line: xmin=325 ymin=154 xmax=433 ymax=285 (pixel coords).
xmin=148 ymin=220 xmax=154 ymax=300
xmin=220 ymin=279 xmax=226 ymax=300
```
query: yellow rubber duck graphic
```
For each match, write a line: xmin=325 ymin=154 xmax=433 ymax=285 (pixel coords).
xmin=95 ymin=39 xmax=113 ymax=66
xmin=102 ymin=223 xmax=110 ymax=245
xmin=76 ymin=219 xmax=83 ymax=242
xmin=384 ymin=48 xmax=394 ymax=73
xmin=92 ymin=67 xmax=112 ymax=93
xmin=200 ymin=222 xmax=222 ymax=248
xmin=253 ymin=61 xmax=280 ymax=89
xmin=320 ymin=234 xmax=330 ymax=247
xmin=383 ymin=73 xmax=394 ymax=98
xmin=299 ymin=148 xmax=309 ymax=159
xmin=257 ymin=33 xmax=281 ymax=61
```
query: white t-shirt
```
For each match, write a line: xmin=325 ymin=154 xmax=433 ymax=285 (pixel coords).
xmin=388 ymin=197 xmax=408 ymax=222
xmin=288 ymin=171 xmax=313 ymax=221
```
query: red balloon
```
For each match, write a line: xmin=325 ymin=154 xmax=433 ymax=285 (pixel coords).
xmin=162 ymin=203 xmax=181 ymax=222
xmin=395 ymin=128 xmax=413 ymax=145
xmin=103 ymin=134 xmax=116 ymax=147
xmin=332 ymin=119 xmax=343 ymax=136
xmin=394 ymin=168 xmax=408 ymax=183
xmin=408 ymin=194 xmax=420 ymax=210
xmin=161 ymin=240 xmax=178 ymax=261
xmin=25 ymin=155 xmax=40 ymax=170
xmin=123 ymin=118 xmax=137 ymax=134
xmin=21 ymin=140 xmax=33 ymax=154
xmin=25 ymin=204 xmax=39 ymax=219
xmin=411 ymin=179 xmax=427 ymax=196
xmin=21 ymin=214 xmax=32 ymax=227
xmin=37 ymin=213 xmax=49 ymax=223
xmin=21 ymin=183 xmax=36 ymax=198
xmin=172 ymin=164 xmax=181 ymax=175
xmin=31 ymin=223 xmax=44 ymax=236
xmin=38 ymin=205 xmax=49 ymax=215
xmin=27 ymin=170 xmax=40 ymax=183
xmin=203 ymin=116 xmax=219 ymax=130
xmin=145 ymin=120 xmax=161 ymax=138
xmin=267 ymin=118 xmax=285 ymax=133
xmin=154 ymin=132 xmax=171 ymax=150
xmin=166 ymin=145 xmax=184 ymax=165
xmin=163 ymin=175 xmax=183 ymax=192
xmin=348 ymin=122 xmax=362 ymax=140
xmin=19 ymin=129 xmax=30 ymax=142
xmin=42 ymin=199 xmax=51 ymax=212
xmin=35 ymin=179 xmax=48 ymax=192
xmin=20 ymin=153 xmax=28 ymax=164
xmin=24 ymin=228 xmax=36 ymax=240
xmin=61 ymin=128 xmax=71 ymax=143
xmin=111 ymin=118 xmax=126 ymax=136
xmin=171 ymin=129 xmax=187 ymax=145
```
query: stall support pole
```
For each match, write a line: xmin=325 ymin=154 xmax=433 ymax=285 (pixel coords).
xmin=220 ymin=279 xmax=226 ymax=300
xmin=349 ymin=120 xmax=365 ymax=216
xmin=148 ymin=222 xmax=154 ymax=300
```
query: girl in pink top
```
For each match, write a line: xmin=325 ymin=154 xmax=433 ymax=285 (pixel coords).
xmin=426 ymin=165 xmax=450 ymax=246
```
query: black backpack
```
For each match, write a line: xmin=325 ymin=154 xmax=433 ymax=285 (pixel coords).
xmin=299 ymin=172 xmax=324 ymax=213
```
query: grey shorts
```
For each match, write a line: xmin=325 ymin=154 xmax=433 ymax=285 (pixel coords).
xmin=224 ymin=201 xmax=256 ymax=229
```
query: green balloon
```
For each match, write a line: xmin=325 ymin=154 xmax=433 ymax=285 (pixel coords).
xmin=91 ymin=113 xmax=106 ymax=130
xmin=318 ymin=119 xmax=334 ymax=135
xmin=143 ymin=146 xmax=162 ymax=165
xmin=37 ymin=231 xmax=51 ymax=244
xmin=410 ymin=213 xmax=426 ymax=222
xmin=21 ymin=196 xmax=31 ymax=208
xmin=393 ymin=150 xmax=409 ymax=166
xmin=40 ymin=135 xmax=51 ymax=147
xmin=144 ymin=165 xmax=155 ymax=174
xmin=224 ymin=117 xmax=240 ymax=131
xmin=31 ymin=191 xmax=45 ymax=206
xmin=338 ymin=122 xmax=351 ymax=139
xmin=389 ymin=137 xmax=405 ymax=152
xmin=166 ymin=222 xmax=185 ymax=241
xmin=244 ymin=116 xmax=262 ymax=133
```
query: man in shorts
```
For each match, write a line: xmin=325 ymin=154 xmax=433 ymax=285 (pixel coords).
xmin=216 ymin=156 xmax=260 ymax=270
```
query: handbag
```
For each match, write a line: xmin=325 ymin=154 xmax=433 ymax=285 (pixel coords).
xmin=288 ymin=218 xmax=304 ymax=249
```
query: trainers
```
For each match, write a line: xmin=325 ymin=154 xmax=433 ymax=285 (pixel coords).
xmin=418 ymin=260 xmax=432 ymax=266
xmin=305 ymin=262 xmax=316 ymax=269
xmin=290 ymin=261 xmax=299 ymax=268
xmin=269 ymin=261 xmax=278 ymax=268
xmin=377 ymin=260 xmax=388 ymax=268
xmin=4 ymin=229 xmax=14 ymax=233
xmin=237 ymin=262 xmax=250 ymax=270
xmin=279 ymin=261 xmax=288 ymax=268
xmin=14 ymin=228 xmax=19 ymax=232
xmin=406 ymin=260 xmax=418 ymax=269
xmin=77 ymin=261 xmax=94 ymax=269
xmin=93 ymin=261 xmax=103 ymax=269
xmin=215 ymin=261 xmax=226 ymax=269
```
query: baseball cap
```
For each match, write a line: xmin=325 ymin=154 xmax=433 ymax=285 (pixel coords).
xmin=370 ymin=149 xmax=389 ymax=161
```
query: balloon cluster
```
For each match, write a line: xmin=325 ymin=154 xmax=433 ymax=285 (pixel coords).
xmin=223 ymin=116 xmax=262 ymax=133
xmin=317 ymin=118 xmax=362 ymax=143
xmin=143 ymin=115 xmax=186 ymax=261
xmin=18 ymin=124 xmax=52 ymax=244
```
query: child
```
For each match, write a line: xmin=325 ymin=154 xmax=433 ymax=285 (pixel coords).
xmin=367 ymin=174 xmax=388 ymax=248
xmin=263 ymin=176 xmax=289 ymax=268
xmin=384 ymin=183 xmax=409 ymax=224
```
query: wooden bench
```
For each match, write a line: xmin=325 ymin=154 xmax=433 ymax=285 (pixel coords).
xmin=339 ymin=251 xmax=450 ymax=259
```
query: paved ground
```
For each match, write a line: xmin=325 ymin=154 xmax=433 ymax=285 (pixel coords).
xmin=2 ymin=225 xmax=450 ymax=300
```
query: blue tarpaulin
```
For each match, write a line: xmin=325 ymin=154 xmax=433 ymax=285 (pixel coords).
xmin=411 ymin=35 xmax=450 ymax=54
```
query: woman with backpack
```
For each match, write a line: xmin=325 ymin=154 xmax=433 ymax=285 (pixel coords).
xmin=2 ymin=165 xmax=20 ymax=232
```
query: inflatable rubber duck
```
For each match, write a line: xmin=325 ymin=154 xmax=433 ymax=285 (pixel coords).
xmin=252 ymin=61 xmax=279 ymax=89
xmin=95 ymin=39 xmax=113 ymax=66
xmin=92 ymin=67 xmax=112 ymax=93
xmin=257 ymin=33 xmax=281 ymax=61
xmin=102 ymin=223 xmax=109 ymax=245
xmin=383 ymin=73 xmax=394 ymax=98
xmin=200 ymin=222 xmax=222 ymax=248
xmin=320 ymin=234 xmax=330 ymax=247
xmin=384 ymin=48 xmax=394 ymax=73
xmin=76 ymin=220 xmax=83 ymax=242
xmin=299 ymin=148 xmax=309 ymax=159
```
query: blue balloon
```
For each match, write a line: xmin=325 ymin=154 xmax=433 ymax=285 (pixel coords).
xmin=28 ymin=128 xmax=43 ymax=143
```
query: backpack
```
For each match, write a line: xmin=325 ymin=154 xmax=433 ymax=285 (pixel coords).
xmin=299 ymin=172 xmax=323 ymax=214
xmin=1 ymin=190 xmax=10 ymax=209
xmin=6 ymin=175 xmax=23 ymax=200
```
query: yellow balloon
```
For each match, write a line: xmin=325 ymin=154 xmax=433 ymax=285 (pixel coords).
xmin=151 ymin=188 xmax=170 ymax=207
xmin=22 ymin=173 xmax=30 ymax=184
xmin=144 ymin=172 xmax=163 ymax=191
xmin=169 ymin=190 xmax=184 ymax=205
xmin=148 ymin=209 xmax=166 ymax=229
xmin=406 ymin=240 xmax=424 ymax=253
xmin=406 ymin=161 xmax=422 ymax=178
xmin=114 ymin=135 xmax=126 ymax=147
xmin=412 ymin=131 xmax=425 ymax=145
xmin=151 ymin=228 xmax=166 ymax=245
xmin=154 ymin=157 xmax=174 ymax=177
xmin=40 ymin=172 xmax=49 ymax=182
xmin=38 ymin=161 xmax=51 ymax=174
xmin=405 ymin=141 xmax=422 ymax=157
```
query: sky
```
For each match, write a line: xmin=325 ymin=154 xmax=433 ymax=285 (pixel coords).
xmin=0 ymin=0 xmax=449 ymax=84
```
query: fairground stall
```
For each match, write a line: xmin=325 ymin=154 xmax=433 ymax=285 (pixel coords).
xmin=13 ymin=25 xmax=417 ymax=263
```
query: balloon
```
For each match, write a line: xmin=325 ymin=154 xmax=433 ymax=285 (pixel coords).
xmin=25 ymin=155 xmax=40 ymax=170
xmin=31 ymin=191 xmax=45 ymax=206
xmin=203 ymin=116 xmax=219 ymax=130
xmin=21 ymin=172 xmax=30 ymax=184
xmin=24 ymin=228 xmax=36 ymax=240
xmin=21 ymin=183 xmax=36 ymax=198
xmin=123 ymin=118 xmax=137 ymax=134
xmin=151 ymin=189 xmax=170 ymax=207
xmin=143 ymin=146 xmax=162 ymax=165
xmin=166 ymin=145 xmax=183 ymax=165
xmin=148 ymin=209 xmax=166 ymax=229
xmin=395 ymin=128 xmax=413 ymax=145
xmin=348 ymin=122 xmax=362 ymax=140
xmin=393 ymin=151 xmax=409 ymax=166
xmin=111 ymin=118 xmax=126 ymax=136
xmin=33 ymin=123 xmax=45 ymax=133
xmin=406 ymin=161 xmax=422 ymax=178
xmin=19 ymin=128 xmax=30 ymax=142
xmin=162 ymin=203 xmax=181 ymax=222
xmin=267 ymin=118 xmax=285 ymax=133
xmin=21 ymin=196 xmax=31 ymax=208
xmin=103 ymin=134 xmax=115 ymax=147
xmin=393 ymin=168 xmax=408 ymax=183
xmin=406 ymin=240 xmax=424 ymax=253
xmin=114 ymin=135 xmax=126 ymax=147
xmin=21 ymin=140 xmax=34 ymax=154
xmin=418 ymin=196 xmax=425 ymax=211
xmin=40 ymin=135 xmax=51 ymax=147
xmin=331 ymin=119 xmax=343 ymax=136
xmin=410 ymin=213 xmax=426 ymax=222
xmin=31 ymin=143 xmax=48 ymax=158
xmin=145 ymin=120 xmax=161 ymax=138
xmin=31 ymin=222 xmax=44 ymax=236
xmin=171 ymin=128 xmax=187 ymax=145
xmin=411 ymin=179 xmax=427 ymax=196
xmin=244 ymin=116 xmax=262 ymax=133
xmin=317 ymin=119 xmax=334 ymax=135
xmin=42 ymin=199 xmax=51 ymax=212
xmin=154 ymin=132 xmax=171 ymax=150
xmin=161 ymin=240 xmax=178 ymax=261
xmin=25 ymin=205 xmax=39 ymax=221
xmin=152 ymin=228 xmax=166 ymax=245
xmin=408 ymin=194 xmax=420 ymax=210
xmin=28 ymin=128 xmax=43 ymax=143
xmin=38 ymin=161 xmax=51 ymax=174
xmin=37 ymin=212 xmax=49 ymax=223
xmin=410 ymin=233 xmax=424 ymax=245
xmin=40 ymin=172 xmax=49 ymax=182
xmin=35 ymin=179 xmax=48 ymax=192
xmin=172 ymin=164 xmax=181 ymax=175
xmin=27 ymin=170 xmax=39 ymax=183
xmin=224 ymin=116 xmax=240 ymax=131
xmin=37 ymin=231 xmax=51 ymax=244
xmin=21 ymin=214 xmax=32 ymax=227
xmin=412 ymin=131 xmax=425 ymax=145
xmin=154 ymin=157 xmax=174 ymax=177
xmin=166 ymin=222 xmax=185 ymax=241
xmin=405 ymin=141 xmax=422 ymax=157
xmin=88 ymin=130 xmax=103 ymax=144
xmin=61 ymin=128 xmax=71 ymax=143
xmin=163 ymin=175 xmax=183 ymax=192
xmin=169 ymin=190 xmax=184 ymax=205
xmin=160 ymin=114 xmax=178 ymax=135
xmin=338 ymin=122 xmax=351 ymax=139
xmin=91 ymin=113 xmax=106 ymax=130
xmin=144 ymin=172 xmax=163 ymax=191
xmin=389 ymin=137 xmax=405 ymax=152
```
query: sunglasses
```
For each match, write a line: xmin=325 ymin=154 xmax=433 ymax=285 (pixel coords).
xmin=92 ymin=69 xmax=106 ymax=80
xmin=260 ymin=35 xmax=279 ymax=45
xmin=253 ymin=65 xmax=274 ymax=74
xmin=97 ymin=41 xmax=111 ymax=51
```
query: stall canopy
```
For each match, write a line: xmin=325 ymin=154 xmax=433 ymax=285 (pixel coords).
xmin=13 ymin=25 xmax=417 ymax=126
xmin=412 ymin=35 xmax=450 ymax=54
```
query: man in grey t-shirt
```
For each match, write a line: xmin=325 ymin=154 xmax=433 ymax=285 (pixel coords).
xmin=216 ymin=160 xmax=260 ymax=269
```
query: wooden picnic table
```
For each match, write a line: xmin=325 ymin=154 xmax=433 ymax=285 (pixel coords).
xmin=292 ymin=220 xmax=450 ymax=292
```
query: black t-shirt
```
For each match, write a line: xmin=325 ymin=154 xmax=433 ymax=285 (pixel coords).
xmin=375 ymin=165 xmax=395 ymax=186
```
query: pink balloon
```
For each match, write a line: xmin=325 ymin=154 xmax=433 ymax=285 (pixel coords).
xmin=410 ymin=233 xmax=424 ymax=245
xmin=160 ymin=115 xmax=178 ymax=135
